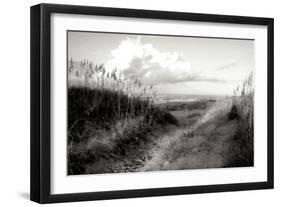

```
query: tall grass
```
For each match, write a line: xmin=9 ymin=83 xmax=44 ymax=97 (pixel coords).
xmin=67 ymin=59 xmax=177 ymax=174
xmin=68 ymin=60 xmax=158 ymax=121
xmin=226 ymin=72 xmax=254 ymax=166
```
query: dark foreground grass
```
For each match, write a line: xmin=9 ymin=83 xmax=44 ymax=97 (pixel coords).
xmin=68 ymin=86 xmax=178 ymax=175
xmin=226 ymin=98 xmax=254 ymax=167
xmin=226 ymin=73 xmax=254 ymax=167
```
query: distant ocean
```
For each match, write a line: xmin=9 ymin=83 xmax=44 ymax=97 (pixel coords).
xmin=154 ymin=94 xmax=225 ymax=104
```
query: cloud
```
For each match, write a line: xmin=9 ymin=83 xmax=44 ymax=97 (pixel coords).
xmin=106 ymin=37 xmax=227 ymax=85
xmin=106 ymin=37 xmax=192 ymax=85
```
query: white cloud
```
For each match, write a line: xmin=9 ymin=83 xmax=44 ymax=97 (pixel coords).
xmin=106 ymin=37 xmax=191 ymax=85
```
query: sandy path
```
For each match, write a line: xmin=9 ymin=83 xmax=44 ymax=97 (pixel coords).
xmin=141 ymin=109 xmax=238 ymax=171
xmin=153 ymin=122 xmax=236 ymax=170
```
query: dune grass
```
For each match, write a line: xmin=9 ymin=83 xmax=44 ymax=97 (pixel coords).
xmin=225 ymin=72 xmax=254 ymax=167
xmin=67 ymin=61 xmax=178 ymax=175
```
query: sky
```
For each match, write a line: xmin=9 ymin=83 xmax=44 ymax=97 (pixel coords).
xmin=68 ymin=31 xmax=254 ymax=96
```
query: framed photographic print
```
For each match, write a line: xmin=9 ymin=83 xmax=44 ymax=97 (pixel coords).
xmin=30 ymin=3 xmax=274 ymax=203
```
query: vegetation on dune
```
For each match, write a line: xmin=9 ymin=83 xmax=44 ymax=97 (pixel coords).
xmin=226 ymin=72 xmax=254 ymax=167
xmin=67 ymin=60 xmax=178 ymax=175
xmin=67 ymin=58 xmax=254 ymax=174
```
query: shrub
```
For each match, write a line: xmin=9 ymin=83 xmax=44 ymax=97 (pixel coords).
xmin=228 ymin=105 xmax=239 ymax=120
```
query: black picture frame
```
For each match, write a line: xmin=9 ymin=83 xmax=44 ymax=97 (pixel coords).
xmin=30 ymin=3 xmax=274 ymax=204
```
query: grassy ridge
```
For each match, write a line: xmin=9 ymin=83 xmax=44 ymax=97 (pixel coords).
xmin=67 ymin=61 xmax=179 ymax=174
xmin=68 ymin=86 xmax=178 ymax=175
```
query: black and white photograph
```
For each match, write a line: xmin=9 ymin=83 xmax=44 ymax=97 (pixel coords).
xmin=28 ymin=3 xmax=274 ymax=204
xmin=67 ymin=31 xmax=254 ymax=175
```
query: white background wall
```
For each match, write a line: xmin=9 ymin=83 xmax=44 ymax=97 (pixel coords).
xmin=0 ymin=0 xmax=279 ymax=206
